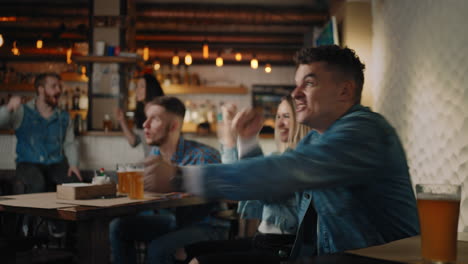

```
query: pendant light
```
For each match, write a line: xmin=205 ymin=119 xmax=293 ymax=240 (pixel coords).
xmin=250 ymin=54 xmax=258 ymax=69
xmin=202 ymin=41 xmax=209 ymax=59
xmin=143 ymin=45 xmax=149 ymax=61
xmin=153 ymin=60 xmax=161 ymax=71
xmin=172 ymin=50 xmax=180 ymax=65
xmin=11 ymin=41 xmax=19 ymax=55
xmin=36 ymin=38 xmax=43 ymax=49
xmin=184 ymin=50 xmax=192 ymax=66
xmin=0 ymin=34 xmax=4 ymax=47
xmin=264 ymin=63 xmax=272 ymax=73
xmin=216 ymin=51 xmax=223 ymax=67
xmin=235 ymin=51 xmax=242 ymax=61
xmin=66 ymin=47 xmax=72 ymax=64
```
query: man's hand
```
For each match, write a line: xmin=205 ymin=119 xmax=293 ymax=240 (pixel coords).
xmin=218 ymin=104 xmax=238 ymax=147
xmin=115 ymin=108 xmax=125 ymax=123
xmin=232 ymin=108 xmax=264 ymax=140
xmin=144 ymin=156 xmax=178 ymax=193
xmin=68 ymin=166 xmax=83 ymax=182
xmin=7 ymin=96 xmax=22 ymax=112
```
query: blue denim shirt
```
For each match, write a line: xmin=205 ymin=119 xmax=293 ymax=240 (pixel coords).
xmin=0 ymin=99 xmax=78 ymax=166
xmin=193 ymin=104 xmax=420 ymax=256
xmin=221 ymin=146 xmax=299 ymax=234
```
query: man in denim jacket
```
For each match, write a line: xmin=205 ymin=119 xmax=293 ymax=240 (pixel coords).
xmin=0 ymin=73 xmax=81 ymax=194
xmin=145 ymin=45 xmax=420 ymax=258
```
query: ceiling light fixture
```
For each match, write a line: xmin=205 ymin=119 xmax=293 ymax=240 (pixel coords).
xmin=36 ymin=39 xmax=43 ymax=49
xmin=250 ymin=54 xmax=258 ymax=69
xmin=235 ymin=52 xmax=242 ymax=61
xmin=172 ymin=50 xmax=180 ymax=65
xmin=66 ymin=47 xmax=72 ymax=64
xmin=264 ymin=63 xmax=272 ymax=73
xmin=11 ymin=41 xmax=19 ymax=55
xmin=185 ymin=50 xmax=192 ymax=66
xmin=153 ymin=60 xmax=161 ymax=71
xmin=216 ymin=51 xmax=223 ymax=67
xmin=202 ymin=41 xmax=209 ymax=59
xmin=143 ymin=45 xmax=149 ymax=61
xmin=0 ymin=34 xmax=4 ymax=47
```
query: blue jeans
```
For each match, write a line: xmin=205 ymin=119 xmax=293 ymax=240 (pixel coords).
xmin=109 ymin=213 xmax=228 ymax=264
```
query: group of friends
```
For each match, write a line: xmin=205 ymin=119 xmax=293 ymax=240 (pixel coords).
xmin=0 ymin=45 xmax=420 ymax=264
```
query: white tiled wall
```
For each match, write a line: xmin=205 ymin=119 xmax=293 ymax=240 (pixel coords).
xmin=371 ymin=0 xmax=468 ymax=231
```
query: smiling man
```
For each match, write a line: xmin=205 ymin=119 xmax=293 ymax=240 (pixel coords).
xmin=144 ymin=46 xmax=420 ymax=261
xmin=0 ymin=73 xmax=81 ymax=194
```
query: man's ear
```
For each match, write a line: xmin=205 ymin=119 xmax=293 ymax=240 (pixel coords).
xmin=170 ymin=118 xmax=181 ymax=132
xmin=37 ymin=86 xmax=44 ymax=96
xmin=338 ymin=80 xmax=356 ymax=102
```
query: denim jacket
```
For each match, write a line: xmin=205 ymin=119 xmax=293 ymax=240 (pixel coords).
xmin=190 ymin=104 xmax=420 ymax=257
xmin=221 ymin=146 xmax=299 ymax=234
xmin=0 ymin=99 xmax=77 ymax=166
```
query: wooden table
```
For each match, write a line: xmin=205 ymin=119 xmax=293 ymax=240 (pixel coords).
xmin=289 ymin=234 xmax=468 ymax=264
xmin=0 ymin=192 xmax=209 ymax=264
xmin=347 ymin=233 xmax=468 ymax=264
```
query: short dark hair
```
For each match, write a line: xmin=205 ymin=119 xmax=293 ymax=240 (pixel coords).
xmin=294 ymin=45 xmax=365 ymax=103
xmin=34 ymin=73 xmax=61 ymax=91
xmin=146 ymin=96 xmax=186 ymax=119
xmin=141 ymin=74 xmax=165 ymax=102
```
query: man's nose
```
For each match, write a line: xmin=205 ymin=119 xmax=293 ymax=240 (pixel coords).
xmin=291 ymin=86 xmax=303 ymax=99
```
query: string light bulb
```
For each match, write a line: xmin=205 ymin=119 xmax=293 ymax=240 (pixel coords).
xmin=0 ymin=34 xmax=4 ymax=47
xmin=153 ymin=60 xmax=161 ymax=71
xmin=143 ymin=46 xmax=149 ymax=61
xmin=250 ymin=54 xmax=258 ymax=69
xmin=184 ymin=50 xmax=192 ymax=66
xmin=235 ymin=52 xmax=242 ymax=61
xmin=216 ymin=51 xmax=223 ymax=67
xmin=172 ymin=50 xmax=180 ymax=65
xmin=264 ymin=63 xmax=272 ymax=73
xmin=202 ymin=41 xmax=209 ymax=59
xmin=36 ymin=39 xmax=43 ymax=49
xmin=11 ymin=41 xmax=19 ymax=56
xmin=66 ymin=47 xmax=72 ymax=64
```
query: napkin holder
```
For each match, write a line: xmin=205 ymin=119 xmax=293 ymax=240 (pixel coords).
xmin=57 ymin=183 xmax=117 ymax=200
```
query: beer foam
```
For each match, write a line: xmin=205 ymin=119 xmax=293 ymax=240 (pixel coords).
xmin=417 ymin=193 xmax=461 ymax=201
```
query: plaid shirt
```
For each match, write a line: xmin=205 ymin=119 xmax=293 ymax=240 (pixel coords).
xmin=150 ymin=136 xmax=227 ymax=227
xmin=150 ymin=136 xmax=221 ymax=165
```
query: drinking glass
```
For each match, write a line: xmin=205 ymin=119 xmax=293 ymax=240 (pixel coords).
xmin=116 ymin=163 xmax=128 ymax=194
xmin=128 ymin=163 xmax=144 ymax=199
xmin=416 ymin=184 xmax=461 ymax=264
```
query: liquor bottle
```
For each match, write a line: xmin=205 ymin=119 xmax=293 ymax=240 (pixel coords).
xmin=103 ymin=114 xmax=113 ymax=132
xmin=72 ymin=87 xmax=80 ymax=110
xmin=78 ymin=89 xmax=88 ymax=110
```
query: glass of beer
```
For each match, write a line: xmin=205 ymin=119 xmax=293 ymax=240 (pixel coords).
xmin=416 ymin=184 xmax=461 ymax=264
xmin=128 ymin=163 xmax=144 ymax=199
xmin=116 ymin=163 xmax=128 ymax=194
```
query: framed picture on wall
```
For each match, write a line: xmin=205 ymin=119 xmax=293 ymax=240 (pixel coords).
xmin=252 ymin=84 xmax=295 ymax=134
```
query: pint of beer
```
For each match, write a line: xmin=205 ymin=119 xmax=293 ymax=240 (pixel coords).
xmin=128 ymin=163 xmax=144 ymax=199
xmin=116 ymin=164 xmax=128 ymax=194
xmin=416 ymin=184 xmax=461 ymax=264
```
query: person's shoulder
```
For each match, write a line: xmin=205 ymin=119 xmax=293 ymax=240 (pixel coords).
xmin=184 ymin=139 xmax=221 ymax=163
xmin=185 ymin=139 xmax=219 ymax=154
xmin=331 ymin=104 xmax=397 ymax=139
xmin=338 ymin=105 xmax=390 ymax=128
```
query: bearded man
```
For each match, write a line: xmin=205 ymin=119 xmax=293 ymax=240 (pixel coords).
xmin=0 ymin=72 xmax=82 ymax=194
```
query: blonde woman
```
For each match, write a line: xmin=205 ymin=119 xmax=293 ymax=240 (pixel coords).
xmin=184 ymin=95 xmax=311 ymax=264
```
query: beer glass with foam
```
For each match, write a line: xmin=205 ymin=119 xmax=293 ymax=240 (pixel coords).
xmin=128 ymin=163 xmax=145 ymax=199
xmin=416 ymin=184 xmax=461 ymax=264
